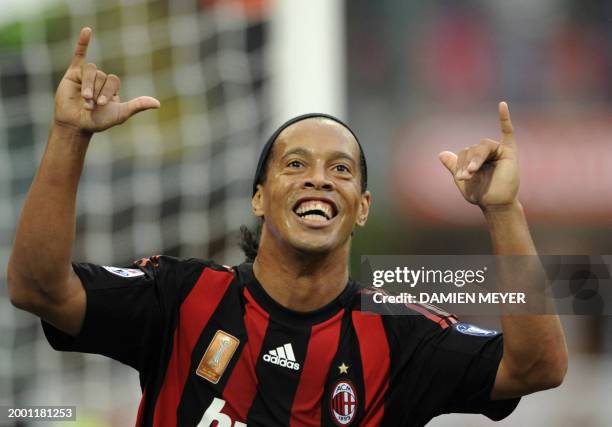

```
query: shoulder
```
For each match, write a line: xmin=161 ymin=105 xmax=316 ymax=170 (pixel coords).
xmin=132 ymin=256 xmax=243 ymax=306
xmin=353 ymin=283 xmax=459 ymax=332
xmin=133 ymin=255 xmax=232 ymax=273
xmin=131 ymin=255 xmax=236 ymax=286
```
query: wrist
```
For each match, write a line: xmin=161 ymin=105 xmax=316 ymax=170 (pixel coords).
xmin=47 ymin=122 xmax=93 ymax=162
xmin=52 ymin=120 xmax=93 ymax=140
xmin=481 ymin=200 xmax=522 ymax=215
xmin=481 ymin=200 xmax=525 ymax=226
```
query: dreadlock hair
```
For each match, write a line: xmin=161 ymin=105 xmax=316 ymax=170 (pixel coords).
xmin=239 ymin=223 xmax=261 ymax=263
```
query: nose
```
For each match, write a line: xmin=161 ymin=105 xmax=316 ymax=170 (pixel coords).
xmin=303 ymin=165 xmax=334 ymax=191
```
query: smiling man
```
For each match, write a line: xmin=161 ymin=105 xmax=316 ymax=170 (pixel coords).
xmin=8 ymin=28 xmax=567 ymax=426
xmin=249 ymin=113 xmax=371 ymax=314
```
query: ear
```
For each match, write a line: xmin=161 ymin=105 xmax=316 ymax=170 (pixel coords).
xmin=355 ymin=190 xmax=371 ymax=227
xmin=252 ymin=185 xmax=265 ymax=218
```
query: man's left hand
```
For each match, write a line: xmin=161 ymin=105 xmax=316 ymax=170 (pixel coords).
xmin=439 ymin=102 xmax=519 ymax=209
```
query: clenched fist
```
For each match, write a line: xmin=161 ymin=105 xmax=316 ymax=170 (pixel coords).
xmin=54 ymin=27 xmax=160 ymax=133
xmin=439 ymin=102 xmax=520 ymax=209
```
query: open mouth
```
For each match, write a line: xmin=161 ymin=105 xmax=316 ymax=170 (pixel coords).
xmin=293 ymin=199 xmax=337 ymax=223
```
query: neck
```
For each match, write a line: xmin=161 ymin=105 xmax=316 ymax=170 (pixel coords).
xmin=252 ymin=231 xmax=350 ymax=312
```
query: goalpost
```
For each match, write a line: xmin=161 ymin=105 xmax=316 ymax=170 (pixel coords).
xmin=269 ymin=0 xmax=345 ymax=120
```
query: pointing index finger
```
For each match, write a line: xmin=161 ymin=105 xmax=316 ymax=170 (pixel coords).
xmin=499 ymin=101 xmax=515 ymax=143
xmin=71 ymin=27 xmax=92 ymax=67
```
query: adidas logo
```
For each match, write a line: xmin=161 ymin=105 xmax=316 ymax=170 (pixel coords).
xmin=263 ymin=343 xmax=300 ymax=371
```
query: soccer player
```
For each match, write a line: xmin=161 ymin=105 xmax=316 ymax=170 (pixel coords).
xmin=8 ymin=27 xmax=567 ymax=426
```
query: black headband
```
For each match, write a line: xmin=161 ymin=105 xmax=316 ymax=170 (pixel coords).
xmin=252 ymin=113 xmax=367 ymax=196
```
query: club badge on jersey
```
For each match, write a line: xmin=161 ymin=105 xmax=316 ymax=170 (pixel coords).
xmin=330 ymin=380 xmax=358 ymax=426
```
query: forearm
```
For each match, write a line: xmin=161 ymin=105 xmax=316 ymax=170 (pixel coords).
xmin=8 ymin=124 xmax=91 ymax=303
xmin=483 ymin=201 xmax=536 ymax=255
xmin=484 ymin=201 xmax=567 ymax=396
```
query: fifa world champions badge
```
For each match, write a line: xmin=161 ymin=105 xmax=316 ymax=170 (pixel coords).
xmin=196 ymin=330 xmax=240 ymax=384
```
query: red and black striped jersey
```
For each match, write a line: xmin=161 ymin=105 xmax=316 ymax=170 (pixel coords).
xmin=42 ymin=256 xmax=520 ymax=426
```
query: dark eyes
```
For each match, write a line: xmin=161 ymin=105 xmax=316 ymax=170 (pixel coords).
xmin=286 ymin=160 xmax=351 ymax=174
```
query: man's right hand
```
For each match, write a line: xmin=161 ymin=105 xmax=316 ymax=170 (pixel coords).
xmin=54 ymin=27 xmax=160 ymax=134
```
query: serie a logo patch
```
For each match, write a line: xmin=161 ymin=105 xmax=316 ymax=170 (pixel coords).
xmin=330 ymin=380 xmax=358 ymax=426
xmin=196 ymin=330 xmax=240 ymax=384
xmin=454 ymin=322 xmax=498 ymax=337
xmin=102 ymin=266 xmax=144 ymax=278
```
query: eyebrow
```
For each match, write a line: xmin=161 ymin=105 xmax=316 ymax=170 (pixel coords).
xmin=281 ymin=148 xmax=357 ymax=165
xmin=282 ymin=148 xmax=311 ymax=159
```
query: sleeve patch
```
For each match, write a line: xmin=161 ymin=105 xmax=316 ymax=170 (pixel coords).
xmin=454 ymin=323 xmax=499 ymax=337
xmin=103 ymin=266 xmax=145 ymax=278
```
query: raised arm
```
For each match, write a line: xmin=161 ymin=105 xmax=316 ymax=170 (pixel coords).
xmin=7 ymin=27 xmax=160 ymax=336
xmin=439 ymin=102 xmax=567 ymax=399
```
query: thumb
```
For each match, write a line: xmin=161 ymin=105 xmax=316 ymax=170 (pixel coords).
xmin=438 ymin=151 xmax=458 ymax=174
xmin=119 ymin=96 xmax=160 ymax=122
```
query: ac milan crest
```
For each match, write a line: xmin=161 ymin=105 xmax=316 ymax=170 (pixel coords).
xmin=330 ymin=380 xmax=358 ymax=425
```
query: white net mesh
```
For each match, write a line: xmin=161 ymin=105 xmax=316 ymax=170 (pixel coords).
xmin=1 ymin=0 xmax=270 ymax=424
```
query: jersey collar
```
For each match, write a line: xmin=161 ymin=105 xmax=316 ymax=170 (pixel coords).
xmin=236 ymin=263 xmax=357 ymax=326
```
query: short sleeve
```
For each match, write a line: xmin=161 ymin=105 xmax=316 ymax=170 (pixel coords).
xmin=41 ymin=256 xmax=182 ymax=373
xmin=396 ymin=319 xmax=520 ymax=424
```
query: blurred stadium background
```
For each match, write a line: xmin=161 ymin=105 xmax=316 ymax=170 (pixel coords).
xmin=1 ymin=0 xmax=611 ymax=426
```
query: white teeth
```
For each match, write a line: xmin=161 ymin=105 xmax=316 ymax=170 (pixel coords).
xmin=303 ymin=214 xmax=326 ymax=222
xmin=295 ymin=200 xmax=333 ymax=219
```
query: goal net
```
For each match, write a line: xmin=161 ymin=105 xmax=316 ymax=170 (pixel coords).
xmin=1 ymin=0 xmax=269 ymax=424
